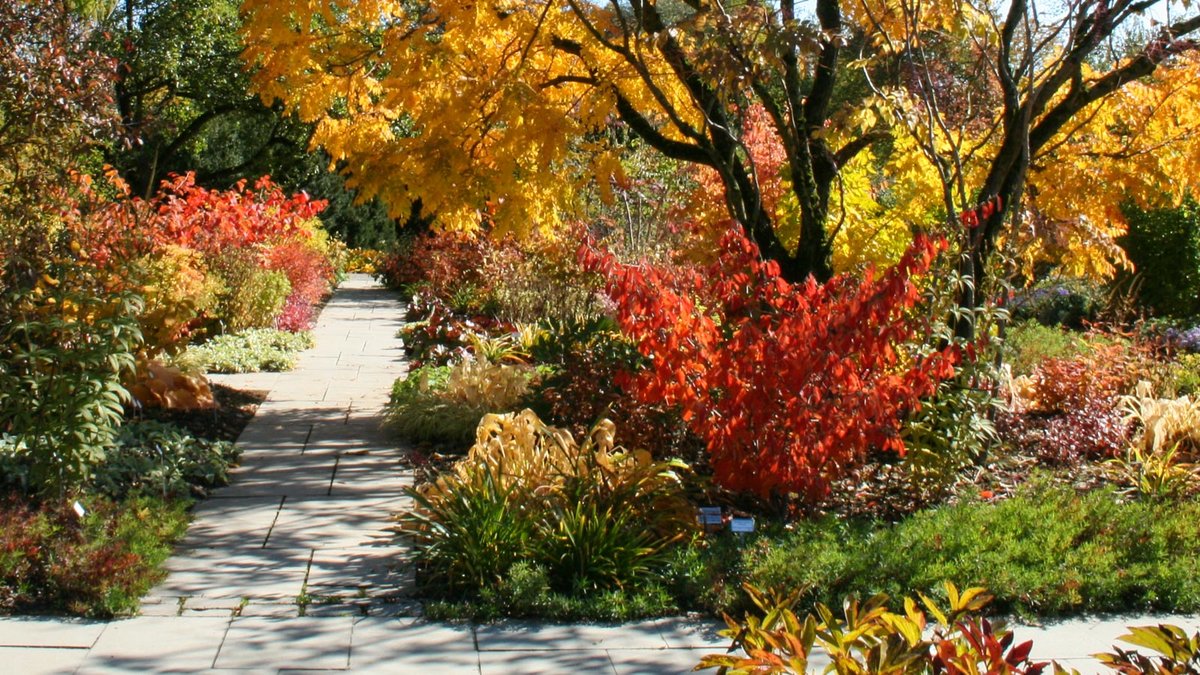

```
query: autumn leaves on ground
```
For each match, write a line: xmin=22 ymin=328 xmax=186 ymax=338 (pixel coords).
xmin=3 ymin=0 xmax=1200 ymax=670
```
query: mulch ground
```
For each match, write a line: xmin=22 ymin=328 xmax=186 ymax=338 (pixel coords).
xmin=132 ymin=384 xmax=267 ymax=444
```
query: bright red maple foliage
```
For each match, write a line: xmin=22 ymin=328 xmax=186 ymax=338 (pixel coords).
xmin=149 ymin=173 xmax=325 ymax=255
xmin=67 ymin=171 xmax=325 ymax=264
xmin=581 ymin=229 xmax=959 ymax=501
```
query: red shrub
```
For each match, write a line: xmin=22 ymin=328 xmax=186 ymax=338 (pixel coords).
xmin=262 ymin=239 xmax=333 ymax=307
xmin=377 ymin=231 xmax=491 ymax=302
xmin=65 ymin=172 xmax=325 ymax=265
xmin=148 ymin=173 xmax=325 ymax=255
xmin=275 ymin=292 xmax=316 ymax=332
xmin=581 ymin=229 xmax=958 ymax=501
xmin=1000 ymin=341 xmax=1146 ymax=463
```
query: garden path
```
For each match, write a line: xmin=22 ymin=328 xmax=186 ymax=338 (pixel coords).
xmin=0 ymin=275 xmax=1197 ymax=673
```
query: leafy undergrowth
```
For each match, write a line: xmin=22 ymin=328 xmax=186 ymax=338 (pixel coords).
xmin=174 ymin=328 xmax=314 ymax=374
xmin=423 ymin=560 xmax=683 ymax=622
xmin=0 ymin=494 xmax=190 ymax=617
xmin=0 ymin=387 xmax=260 ymax=618
xmin=711 ymin=478 xmax=1200 ymax=620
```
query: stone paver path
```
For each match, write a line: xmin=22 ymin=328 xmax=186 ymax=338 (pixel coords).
xmin=1 ymin=274 xmax=1198 ymax=673
xmin=147 ymin=275 xmax=415 ymax=618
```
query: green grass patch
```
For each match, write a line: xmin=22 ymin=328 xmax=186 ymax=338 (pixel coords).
xmin=421 ymin=561 xmax=682 ymax=622
xmin=717 ymin=480 xmax=1200 ymax=619
xmin=1002 ymin=320 xmax=1091 ymax=376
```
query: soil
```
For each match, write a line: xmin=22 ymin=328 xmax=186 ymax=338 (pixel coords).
xmin=129 ymin=384 xmax=267 ymax=444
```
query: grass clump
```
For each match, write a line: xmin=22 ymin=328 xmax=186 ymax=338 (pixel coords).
xmin=403 ymin=410 xmax=697 ymax=621
xmin=385 ymin=360 xmax=538 ymax=447
xmin=176 ymin=328 xmax=314 ymax=373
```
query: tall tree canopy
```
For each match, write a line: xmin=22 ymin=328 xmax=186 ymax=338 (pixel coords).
xmin=242 ymin=0 xmax=1200 ymax=297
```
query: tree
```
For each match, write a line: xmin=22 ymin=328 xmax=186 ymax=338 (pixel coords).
xmin=101 ymin=0 xmax=398 ymax=246
xmin=855 ymin=0 xmax=1200 ymax=334
xmin=103 ymin=0 xmax=309 ymax=195
xmin=242 ymin=0 xmax=1200 ymax=292
xmin=242 ymin=0 xmax=892 ymax=280
xmin=0 ymin=0 xmax=115 ymax=222
xmin=0 ymin=0 xmax=118 ymax=296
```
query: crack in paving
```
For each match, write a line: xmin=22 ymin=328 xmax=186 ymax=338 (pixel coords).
xmin=260 ymin=496 xmax=286 ymax=549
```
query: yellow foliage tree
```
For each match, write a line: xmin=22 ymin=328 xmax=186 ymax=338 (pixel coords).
xmin=243 ymin=0 xmax=1200 ymax=300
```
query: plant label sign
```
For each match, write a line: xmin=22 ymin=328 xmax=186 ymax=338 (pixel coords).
xmin=698 ymin=506 xmax=724 ymax=531
xmin=730 ymin=517 xmax=755 ymax=534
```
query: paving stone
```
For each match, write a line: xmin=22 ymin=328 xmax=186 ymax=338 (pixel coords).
xmin=305 ymin=547 xmax=412 ymax=595
xmin=218 ymin=466 xmax=337 ymax=498
xmin=474 ymin=621 xmax=668 ymax=651
xmin=477 ymin=649 xmax=616 ymax=674
xmin=185 ymin=597 xmax=246 ymax=611
xmin=653 ymin=618 xmax=728 ymax=650
xmin=77 ymin=616 xmax=229 ymax=673
xmin=349 ymin=618 xmax=479 ymax=674
xmin=174 ymin=497 xmax=283 ymax=547
xmin=139 ymin=601 xmax=183 ymax=617
xmin=0 ymin=646 xmax=89 ymax=674
xmin=153 ymin=548 xmax=310 ymax=599
xmin=189 ymin=495 xmax=284 ymax=519
xmin=215 ymin=616 xmax=354 ymax=670
xmin=607 ymin=648 xmax=713 ymax=675
xmin=1025 ymin=615 xmax=1200 ymax=660
xmin=303 ymin=602 xmax=366 ymax=618
xmin=363 ymin=600 xmax=422 ymax=618
xmin=265 ymin=496 xmax=406 ymax=550
xmin=237 ymin=602 xmax=300 ymax=618
xmin=0 ymin=617 xmax=106 ymax=648
xmin=328 ymin=456 xmax=412 ymax=496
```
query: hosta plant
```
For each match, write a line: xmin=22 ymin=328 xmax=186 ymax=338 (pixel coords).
xmin=1121 ymin=383 xmax=1200 ymax=458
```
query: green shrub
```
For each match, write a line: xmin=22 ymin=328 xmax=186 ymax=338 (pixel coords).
xmin=175 ymin=328 xmax=313 ymax=373
xmin=0 ymin=493 xmax=189 ymax=617
xmin=733 ymin=480 xmax=1200 ymax=618
xmin=227 ymin=268 xmax=291 ymax=332
xmin=209 ymin=251 xmax=292 ymax=332
xmin=91 ymin=421 xmax=240 ymax=498
xmin=901 ymin=375 xmax=1000 ymax=499
xmin=1166 ymin=354 xmax=1200 ymax=396
xmin=0 ymin=267 xmax=143 ymax=496
xmin=1001 ymin=320 xmax=1090 ymax=376
xmin=1009 ymin=277 xmax=1105 ymax=328
xmin=1120 ymin=198 xmax=1200 ymax=319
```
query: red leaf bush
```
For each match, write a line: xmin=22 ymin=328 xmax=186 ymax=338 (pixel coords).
xmin=581 ymin=229 xmax=958 ymax=501
xmin=63 ymin=171 xmax=333 ymax=347
xmin=998 ymin=342 xmax=1148 ymax=463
